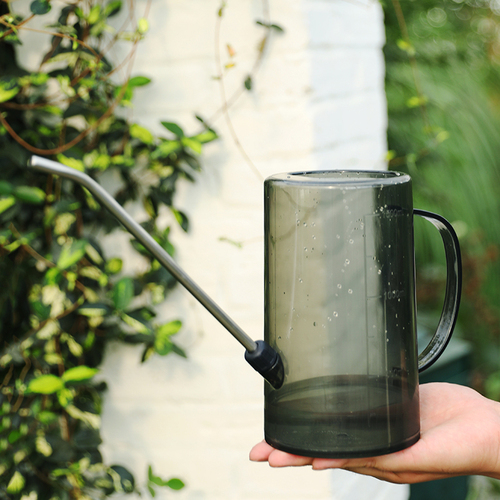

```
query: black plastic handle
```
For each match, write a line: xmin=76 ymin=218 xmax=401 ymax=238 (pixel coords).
xmin=414 ymin=210 xmax=462 ymax=372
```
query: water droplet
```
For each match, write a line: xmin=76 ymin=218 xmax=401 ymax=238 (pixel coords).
xmin=299 ymin=278 xmax=303 ymax=283
xmin=312 ymin=235 xmax=316 ymax=240
xmin=336 ymin=234 xmax=340 ymax=239
xmin=289 ymin=327 xmax=294 ymax=332
xmin=337 ymin=283 xmax=342 ymax=289
xmin=303 ymin=222 xmax=307 ymax=227
xmin=348 ymin=289 xmax=353 ymax=294
xmin=312 ymin=222 xmax=316 ymax=227
xmin=344 ymin=259 xmax=350 ymax=266
xmin=313 ymin=322 xmax=316 ymax=326
xmin=349 ymin=239 xmax=354 ymax=244
xmin=333 ymin=311 xmax=339 ymax=317
xmin=342 ymin=198 xmax=347 ymax=204
xmin=327 ymin=317 xmax=332 ymax=321
xmin=304 ymin=247 xmax=308 ymax=252
xmin=278 ymin=336 xmax=282 ymax=340
xmin=377 ymin=269 xmax=382 ymax=275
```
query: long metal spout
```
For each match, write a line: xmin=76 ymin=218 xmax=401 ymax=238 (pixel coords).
xmin=28 ymin=156 xmax=284 ymax=389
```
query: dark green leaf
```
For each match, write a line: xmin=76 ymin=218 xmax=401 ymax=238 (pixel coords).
xmin=13 ymin=185 xmax=46 ymax=204
xmin=109 ymin=465 xmax=135 ymax=493
xmin=0 ymin=181 xmax=14 ymax=196
xmin=244 ymin=75 xmax=252 ymax=90
xmin=161 ymin=121 xmax=184 ymax=137
xmin=171 ymin=208 xmax=189 ymax=231
xmin=30 ymin=0 xmax=52 ymax=15
xmin=171 ymin=343 xmax=187 ymax=358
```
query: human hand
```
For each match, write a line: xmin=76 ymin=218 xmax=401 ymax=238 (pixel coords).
xmin=250 ymin=383 xmax=500 ymax=484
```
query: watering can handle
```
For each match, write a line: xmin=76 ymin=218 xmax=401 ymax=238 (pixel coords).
xmin=414 ymin=209 xmax=462 ymax=372
xmin=28 ymin=156 xmax=284 ymax=389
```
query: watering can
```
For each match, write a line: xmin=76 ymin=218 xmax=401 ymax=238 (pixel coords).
xmin=29 ymin=157 xmax=461 ymax=458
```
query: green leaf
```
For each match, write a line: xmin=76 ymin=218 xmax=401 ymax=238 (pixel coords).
xmin=171 ymin=208 xmax=189 ymax=232
xmin=122 ymin=313 xmax=150 ymax=334
xmin=0 ymin=196 xmax=15 ymax=214
xmin=6 ymin=471 xmax=25 ymax=494
xmin=8 ymin=430 xmax=21 ymax=444
xmin=30 ymin=0 xmax=51 ymax=14
xmin=106 ymin=258 xmax=123 ymax=274
xmin=161 ymin=121 xmax=184 ymax=137
xmin=13 ymin=186 xmax=46 ymax=204
xmin=181 ymin=137 xmax=202 ymax=154
xmin=0 ymin=78 xmax=20 ymax=103
xmin=27 ymin=374 xmax=64 ymax=394
xmin=166 ymin=478 xmax=185 ymax=490
xmin=152 ymin=140 xmax=181 ymax=158
xmin=192 ymin=129 xmax=217 ymax=144
xmin=138 ymin=17 xmax=149 ymax=34
xmin=155 ymin=321 xmax=181 ymax=356
xmin=171 ymin=344 xmax=187 ymax=358
xmin=57 ymin=154 xmax=85 ymax=172
xmin=62 ymin=366 xmax=99 ymax=383
xmin=244 ymin=75 xmax=252 ymax=90
xmin=87 ymin=4 xmax=101 ymax=24
xmin=0 ymin=181 xmax=13 ymax=195
xmin=129 ymin=76 xmax=151 ymax=87
xmin=78 ymin=304 xmax=109 ymax=317
xmin=57 ymin=239 xmax=88 ymax=269
xmin=103 ymin=0 xmax=122 ymax=18
xmin=113 ymin=277 xmax=134 ymax=311
xmin=130 ymin=123 xmax=154 ymax=145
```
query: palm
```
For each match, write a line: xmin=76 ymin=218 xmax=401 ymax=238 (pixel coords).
xmin=250 ymin=383 xmax=500 ymax=483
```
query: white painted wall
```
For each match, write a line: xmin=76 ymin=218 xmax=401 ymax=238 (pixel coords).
xmin=99 ymin=1 xmax=409 ymax=499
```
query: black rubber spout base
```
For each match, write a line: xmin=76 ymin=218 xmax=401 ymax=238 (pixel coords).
xmin=244 ymin=340 xmax=284 ymax=389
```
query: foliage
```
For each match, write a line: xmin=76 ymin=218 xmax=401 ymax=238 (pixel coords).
xmin=384 ymin=0 xmax=500 ymax=384
xmin=0 ymin=0 xmax=216 ymax=497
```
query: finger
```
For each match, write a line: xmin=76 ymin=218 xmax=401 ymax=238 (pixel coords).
xmin=249 ymin=440 xmax=274 ymax=461
xmin=268 ymin=449 xmax=313 ymax=468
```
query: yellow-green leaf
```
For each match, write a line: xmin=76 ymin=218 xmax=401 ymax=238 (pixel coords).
xmin=138 ymin=17 xmax=149 ymax=34
xmin=130 ymin=124 xmax=153 ymax=145
xmin=6 ymin=471 xmax=25 ymax=494
xmin=57 ymin=239 xmax=88 ymax=269
xmin=27 ymin=374 xmax=64 ymax=394
xmin=62 ymin=365 xmax=99 ymax=383
xmin=56 ymin=154 xmax=85 ymax=172
xmin=181 ymin=137 xmax=202 ymax=154
xmin=0 ymin=196 xmax=15 ymax=214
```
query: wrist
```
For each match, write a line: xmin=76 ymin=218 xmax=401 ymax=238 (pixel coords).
xmin=487 ymin=397 xmax=500 ymax=480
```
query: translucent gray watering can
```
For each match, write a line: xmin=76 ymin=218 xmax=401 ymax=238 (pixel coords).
xmin=29 ymin=157 xmax=461 ymax=458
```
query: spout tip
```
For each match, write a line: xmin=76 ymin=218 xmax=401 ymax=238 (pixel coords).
xmin=244 ymin=340 xmax=284 ymax=389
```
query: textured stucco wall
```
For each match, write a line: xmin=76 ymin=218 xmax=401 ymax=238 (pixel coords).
xmin=98 ymin=1 xmax=409 ymax=499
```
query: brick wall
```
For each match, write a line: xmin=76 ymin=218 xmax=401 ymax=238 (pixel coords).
xmin=99 ymin=1 xmax=409 ymax=499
